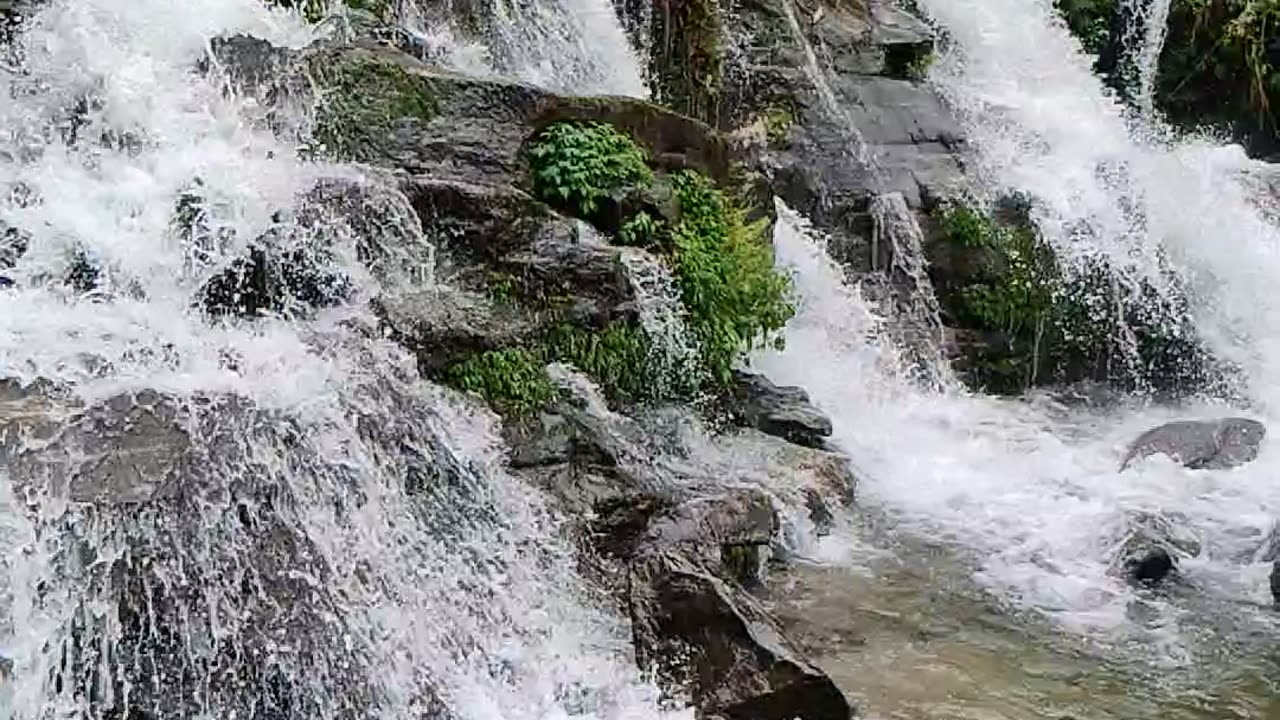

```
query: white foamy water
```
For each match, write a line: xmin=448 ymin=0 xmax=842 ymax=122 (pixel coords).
xmin=0 ymin=1 xmax=683 ymax=718
xmin=757 ymin=203 xmax=1280 ymax=669
xmin=400 ymin=0 xmax=647 ymax=97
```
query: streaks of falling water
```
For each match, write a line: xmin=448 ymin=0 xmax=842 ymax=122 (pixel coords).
xmin=1118 ymin=0 xmax=1174 ymax=117
xmin=0 ymin=1 xmax=684 ymax=718
xmin=399 ymin=0 xmax=648 ymax=97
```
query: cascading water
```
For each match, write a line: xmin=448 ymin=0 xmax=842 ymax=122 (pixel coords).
xmin=398 ymin=0 xmax=647 ymax=97
xmin=0 ymin=1 xmax=683 ymax=718
xmin=750 ymin=0 xmax=1280 ymax=710
xmin=1113 ymin=0 xmax=1174 ymax=116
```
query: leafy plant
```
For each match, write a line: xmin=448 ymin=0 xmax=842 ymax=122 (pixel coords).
xmin=669 ymin=170 xmax=794 ymax=385
xmin=443 ymin=348 xmax=555 ymax=415
xmin=760 ymin=104 xmax=796 ymax=146
xmin=617 ymin=210 xmax=663 ymax=247
xmin=528 ymin=122 xmax=654 ymax=218
xmin=545 ymin=322 xmax=658 ymax=402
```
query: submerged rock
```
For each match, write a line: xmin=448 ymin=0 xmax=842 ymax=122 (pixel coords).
xmin=1120 ymin=418 xmax=1266 ymax=471
xmin=1105 ymin=511 xmax=1201 ymax=586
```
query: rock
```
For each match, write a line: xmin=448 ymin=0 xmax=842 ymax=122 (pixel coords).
xmin=1105 ymin=511 xmax=1201 ymax=585
xmin=628 ymin=548 xmax=856 ymax=720
xmin=1271 ymin=561 xmax=1280 ymax=604
xmin=1120 ymin=418 xmax=1266 ymax=470
xmin=730 ymin=370 xmax=833 ymax=448
xmin=620 ymin=0 xmax=967 ymax=378
xmin=384 ymin=179 xmax=644 ymax=373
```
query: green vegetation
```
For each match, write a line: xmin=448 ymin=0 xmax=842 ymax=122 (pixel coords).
xmin=1054 ymin=0 xmax=1115 ymax=55
xmin=309 ymin=56 xmax=437 ymax=158
xmin=443 ymin=348 xmax=556 ymax=415
xmin=649 ymin=0 xmax=724 ymax=123
xmin=617 ymin=210 xmax=664 ymax=247
xmin=446 ymin=120 xmax=794 ymax=415
xmin=760 ymin=104 xmax=796 ymax=146
xmin=1054 ymin=0 xmax=1280 ymax=156
xmin=935 ymin=204 xmax=1058 ymax=391
xmin=545 ymin=322 xmax=660 ymax=403
xmin=441 ymin=321 xmax=668 ymax=414
xmin=669 ymin=171 xmax=794 ymax=385
xmin=935 ymin=203 xmax=1221 ymax=395
xmin=903 ymin=52 xmax=937 ymax=82
xmin=528 ymin=122 xmax=654 ymax=218
xmin=1158 ymin=0 xmax=1280 ymax=156
xmin=940 ymin=207 xmax=1055 ymax=337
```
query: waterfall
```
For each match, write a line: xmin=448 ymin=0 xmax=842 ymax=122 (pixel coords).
xmin=399 ymin=0 xmax=647 ymax=97
xmin=0 ymin=0 xmax=681 ymax=717
xmin=1120 ymin=0 xmax=1173 ymax=117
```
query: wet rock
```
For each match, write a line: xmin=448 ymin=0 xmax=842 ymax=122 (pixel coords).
xmin=730 ymin=370 xmax=833 ymax=449
xmin=1105 ymin=511 xmax=1201 ymax=585
xmin=385 ymin=179 xmax=643 ymax=373
xmin=198 ymin=241 xmax=352 ymax=318
xmin=1271 ymin=561 xmax=1280 ymax=604
xmin=1121 ymin=418 xmax=1266 ymax=470
xmin=628 ymin=548 xmax=855 ymax=720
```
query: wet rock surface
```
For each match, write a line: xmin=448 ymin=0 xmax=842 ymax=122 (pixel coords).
xmin=729 ymin=370 xmax=833 ymax=449
xmin=505 ymin=370 xmax=858 ymax=717
xmin=1121 ymin=418 xmax=1266 ymax=470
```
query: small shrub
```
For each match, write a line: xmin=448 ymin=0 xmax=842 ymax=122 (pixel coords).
xmin=528 ymin=122 xmax=653 ymax=218
xmin=761 ymin=104 xmax=796 ymax=146
xmin=939 ymin=206 xmax=997 ymax=248
xmin=443 ymin=348 xmax=554 ymax=415
xmin=545 ymin=322 xmax=657 ymax=402
xmin=617 ymin=210 xmax=663 ymax=247
xmin=669 ymin=171 xmax=794 ymax=385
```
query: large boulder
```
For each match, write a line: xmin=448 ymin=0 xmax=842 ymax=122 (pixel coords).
xmin=504 ymin=369 xmax=858 ymax=717
xmin=1121 ymin=418 xmax=1266 ymax=471
xmin=628 ymin=549 xmax=855 ymax=720
xmin=729 ymin=370 xmax=833 ymax=449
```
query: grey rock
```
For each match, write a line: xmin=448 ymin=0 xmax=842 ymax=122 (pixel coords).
xmin=628 ymin=548 xmax=856 ymax=720
xmin=1121 ymin=418 xmax=1266 ymax=470
xmin=1271 ymin=561 xmax=1280 ymax=604
xmin=730 ymin=371 xmax=833 ymax=448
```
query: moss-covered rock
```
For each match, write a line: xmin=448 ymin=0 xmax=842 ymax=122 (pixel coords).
xmin=927 ymin=201 xmax=1228 ymax=396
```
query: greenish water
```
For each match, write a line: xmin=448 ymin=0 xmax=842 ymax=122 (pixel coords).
xmin=766 ymin=554 xmax=1280 ymax=719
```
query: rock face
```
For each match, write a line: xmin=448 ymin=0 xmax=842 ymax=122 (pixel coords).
xmin=506 ymin=369 xmax=858 ymax=718
xmin=1120 ymin=418 xmax=1266 ymax=470
xmin=619 ymin=0 xmax=965 ymax=373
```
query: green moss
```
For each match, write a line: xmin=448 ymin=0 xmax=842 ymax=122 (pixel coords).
xmin=670 ymin=170 xmax=794 ymax=385
xmin=528 ymin=122 xmax=654 ymax=219
xmin=443 ymin=348 xmax=555 ymax=415
xmin=309 ymin=56 xmax=437 ymax=159
xmin=760 ymin=104 xmax=796 ymax=146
